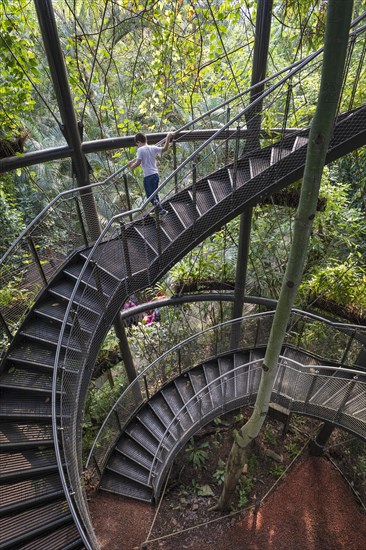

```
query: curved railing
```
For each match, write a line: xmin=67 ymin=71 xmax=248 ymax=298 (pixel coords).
xmin=147 ymin=355 xmax=366 ymax=496
xmin=50 ymin=18 xmax=366 ymax=546
xmin=86 ymin=308 xmax=366 ymax=481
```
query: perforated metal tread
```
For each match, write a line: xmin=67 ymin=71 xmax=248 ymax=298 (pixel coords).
xmin=0 ymin=500 xmax=72 ymax=550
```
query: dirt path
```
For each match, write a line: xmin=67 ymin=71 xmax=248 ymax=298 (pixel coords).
xmin=88 ymin=456 xmax=366 ymax=549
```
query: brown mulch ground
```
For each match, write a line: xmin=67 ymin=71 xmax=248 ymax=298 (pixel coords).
xmin=88 ymin=455 xmax=366 ymax=550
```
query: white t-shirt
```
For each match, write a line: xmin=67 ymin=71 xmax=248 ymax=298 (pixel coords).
xmin=137 ymin=145 xmax=163 ymax=176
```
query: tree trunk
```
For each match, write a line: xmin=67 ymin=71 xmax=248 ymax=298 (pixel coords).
xmin=214 ymin=0 xmax=354 ymax=512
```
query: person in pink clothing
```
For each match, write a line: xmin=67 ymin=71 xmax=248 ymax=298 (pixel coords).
xmin=127 ymin=132 xmax=173 ymax=216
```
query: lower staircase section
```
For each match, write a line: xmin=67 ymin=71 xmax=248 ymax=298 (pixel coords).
xmin=100 ymin=348 xmax=263 ymax=503
xmin=99 ymin=346 xmax=366 ymax=504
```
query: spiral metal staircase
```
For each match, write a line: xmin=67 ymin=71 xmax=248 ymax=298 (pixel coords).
xmin=1 ymin=17 xmax=366 ymax=548
xmin=1 ymin=105 xmax=366 ymax=549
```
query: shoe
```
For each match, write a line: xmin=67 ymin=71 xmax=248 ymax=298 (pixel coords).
xmin=159 ymin=209 xmax=168 ymax=217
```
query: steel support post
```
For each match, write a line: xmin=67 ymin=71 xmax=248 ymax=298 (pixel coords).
xmin=309 ymin=422 xmax=335 ymax=456
xmin=33 ymin=0 xmax=101 ymax=242
xmin=114 ymin=312 xmax=138 ymax=385
xmin=230 ymin=207 xmax=253 ymax=349
xmin=243 ymin=0 xmax=273 ymax=154
xmin=231 ymin=0 xmax=273 ymax=349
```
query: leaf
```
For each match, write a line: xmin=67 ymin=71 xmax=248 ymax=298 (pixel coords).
xmin=197 ymin=484 xmax=214 ymax=497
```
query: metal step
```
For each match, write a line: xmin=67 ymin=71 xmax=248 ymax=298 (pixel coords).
xmin=6 ymin=340 xmax=62 ymax=372
xmin=137 ymin=407 xmax=170 ymax=442
xmin=0 ymin=448 xmax=57 ymax=482
xmin=0 ymin=366 xmax=55 ymax=394
xmin=123 ymin=226 xmax=157 ymax=273
xmin=34 ymin=298 xmax=96 ymax=333
xmin=292 ymin=136 xmax=308 ymax=151
xmin=188 ymin=184 xmax=216 ymax=216
xmin=0 ymin=473 xmax=64 ymax=517
xmin=170 ymin=195 xmax=199 ymax=229
xmin=148 ymin=394 xmax=179 ymax=441
xmin=248 ymin=349 xmax=265 ymax=394
xmin=18 ymin=522 xmax=83 ymax=550
xmin=107 ymin=452 xmax=150 ymax=486
xmin=218 ymin=356 xmax=235 ymax=403
xmin=188 ymin=369 xmax=213 ymax=415
xmin=0 ymin=421 xmax=53 ymax=451
xmin=249 ymin=156 xmax=270 ymax=179
xmin=134 ymin=219 xmax=172 ymax=255
xmin=202 ymin=361 xmax=223 ymax=407
xmin=208 ymin=176 xmax=232 ymax=203
xmin=63 ymin=259 xmax=117 ymax=297
xmin=228 ymin=166 xmax=251 ymax=188
xmin=116 ymin=436 xmax=156 ymax=470
xmin=80 ymin=239 xmax=127 ymax=280
xmin=161 ymin=385 xmax=191 ymax=430
xmin=0 ymin=390 xmax=56 ymax=420
xmin=48 ymin=281 xmax=101 ymax=315
xmin=125 ymin=419 xmax=160 ymax=456
xmin=100 ymin=470 xmax=152 ymax=502
xmin=270 ymin=147 xmax=292 ymax=165
xmin=19 ymin=319 xmax=84 ymax=353
xmin=174 ymin=375 xmax=200 ymax=422
xmin=0 ymin=501 xmax=72 ymax=550
xmin=233 ymin=351 xmax=251 ymax=399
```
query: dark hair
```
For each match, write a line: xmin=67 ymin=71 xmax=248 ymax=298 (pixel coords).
xmin=135 ymin=132 xmax=147 ymax=144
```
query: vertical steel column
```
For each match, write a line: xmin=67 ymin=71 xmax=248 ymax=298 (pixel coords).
xmin=230 ymin=207 xmax=253 ymax=349
xmin=33 ymin=0 xmax=101 ymax=242
xmin=309 ymin=422 xmax=335 ymax=456
xmin=243 ymin=0 xmax=273 ymax=154
xmin=231 ymin=0 xmax=273 ymax=348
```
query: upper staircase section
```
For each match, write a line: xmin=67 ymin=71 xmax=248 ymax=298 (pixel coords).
xmin=2 ymin=18 xmax=366 ymax=359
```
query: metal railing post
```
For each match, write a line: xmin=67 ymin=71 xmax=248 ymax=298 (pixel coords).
xmin=341 ymin=330 xmax=356 ymax=365
xmin=173 ymin=140 xmax=178 ymax=193
xmin=0 ymin=311 xmax=13 ymax=340
xmin=27 ymin=236 xmax=48 ymax=286
xmin=123 ymin=173 xmax=133 ymax=222
xmin=119 ymin=222 xmax=132 ymax=282
xmin=74 ymin=196 xmax=89 ymax=247
xmin=225 ymin=106 xmax=231 ymax=164
xmin=233 ymin=125 xmax=240 ymax=190
xmin=192 ymin=163 xmax=197 ymax=208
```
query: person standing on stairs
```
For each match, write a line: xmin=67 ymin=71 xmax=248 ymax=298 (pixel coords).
xmin=127 ymin=132 xmax=173 ymax=217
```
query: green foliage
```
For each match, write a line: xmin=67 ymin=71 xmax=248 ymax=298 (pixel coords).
xmin=0 ymin=1 xmax=40 ymax=133
xmin=284 ymin=441 xmax=300 ymax=459
xmin=169 ymin=229 xmax=235 ymax=286
xmin=237 ymin=473 xmax=254 ymax=508
xmin=270 ymin=463 xmax=286 ymax=478
xmin=185 ymin=437 xmax=209 ymax=469
xmin=0 ymin=189 xmax=25 ymax=256
xmin=213 ymin=458 xmax=226 ymax=485
xmin=302 ymin=257 xmax=366 ymax=311
xmin=263 ymin=423 xmax=278 ymax=447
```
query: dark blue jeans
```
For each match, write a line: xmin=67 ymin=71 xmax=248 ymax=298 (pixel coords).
xmin=143 ymin=173 xmax=164 ymax=212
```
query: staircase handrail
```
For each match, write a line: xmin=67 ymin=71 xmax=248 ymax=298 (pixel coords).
xmin=147 ymin=354 xmax=366 ymax=489
xmin=86 ymin=307 xmax=366 ymax=470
